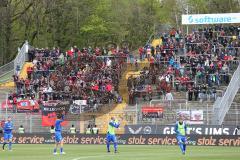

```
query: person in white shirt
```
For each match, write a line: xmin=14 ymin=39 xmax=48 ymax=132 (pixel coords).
xmin=165 ymin=92 xmax=174 ymax=107
xmin=106 ymin=58 xmax=112 ymax=67
xmin=47 ymin=86 xmax=53 ymax=93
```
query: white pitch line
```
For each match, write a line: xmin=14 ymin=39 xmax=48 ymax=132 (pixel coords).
xmin=71 ymin=152 xmax=163 ymax=160
xmin=72 ymin=155 xmax=112 ymax=160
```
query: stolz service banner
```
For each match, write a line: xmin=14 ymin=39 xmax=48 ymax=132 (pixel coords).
xmin=0 ymin=134 xmax=239 ymax=146
xmin=182 ymin=13 xmax=240 ymax=24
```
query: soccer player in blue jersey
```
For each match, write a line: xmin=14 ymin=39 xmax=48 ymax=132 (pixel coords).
xmin=106 ymin=117 xmax=120 ymax=153
xmin=53 ymin=113 xmax=65 ymax=155
xmin=3 ymin=116 xmax=13 ymax=151
xmin=174 ymin=116 xmax=187 ymax=155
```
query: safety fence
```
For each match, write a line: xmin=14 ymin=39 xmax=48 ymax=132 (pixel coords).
xmin=0 ymin=41 xmax=31 ymax=83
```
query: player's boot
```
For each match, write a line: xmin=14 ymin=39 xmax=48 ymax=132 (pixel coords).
xmin=53 ymin=152 xmax=58 ymax=155
xmin=60 ymin=152 xmax=66 ymax=155
xmin=107 ymin=150 xmax=110 ymax=153
xmin=114 ymin=150 xmax=119 ymax=153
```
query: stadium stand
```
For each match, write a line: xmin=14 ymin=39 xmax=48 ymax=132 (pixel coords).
xmin=0 ymin=25 xmax=239 ymax=132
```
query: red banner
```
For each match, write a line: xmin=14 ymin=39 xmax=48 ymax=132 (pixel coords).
xmin=41 ymin=100 xmax=68 ymax=126
xmin=142 ymin=106 xmax=164 ymax=118
xmin=42 ymin=113 xmax=68 ymax=127
xmin=17 ymin=100 xmax=39 ymax=112
xmin=1 ymin=100 xmax=13 ymax=109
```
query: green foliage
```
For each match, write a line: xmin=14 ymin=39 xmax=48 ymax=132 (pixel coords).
xmin=0 ymin=0 xmax=239 ymax=65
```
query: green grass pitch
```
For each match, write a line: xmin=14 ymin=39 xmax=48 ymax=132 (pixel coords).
xmin=0 ymin=144 xmax=239 ymax=160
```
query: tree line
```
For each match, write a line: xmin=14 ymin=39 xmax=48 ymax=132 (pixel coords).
xmin=0 ymin=0 xmax=239 ymax=65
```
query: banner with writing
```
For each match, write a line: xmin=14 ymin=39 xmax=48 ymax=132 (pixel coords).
xmin=41 ymin=100 xmax=69 ymax=126
xmin=125 ymin=125 xmax=238 ymax=135
xmin=0 ymin=134 xmax=239 ymax=146
xmin=142 ymin=106 xmax=164 ymax=118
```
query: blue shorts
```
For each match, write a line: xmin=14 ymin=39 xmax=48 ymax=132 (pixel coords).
xmin=177 ymin=135 xmax=186 ymax=144
xmin=55 ymin=131 xmax=63 ymax=142
xmin=106 ymin=134 xmax=117 ymax=143
xmin=4 ymin=133 xmax=13 ymax=141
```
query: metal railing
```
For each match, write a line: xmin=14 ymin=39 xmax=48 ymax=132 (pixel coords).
xmin=14 ymin=41 xmax=31 ymax=75
xmin=0 ymin=41 xmax=30 ymax=83
xmin=0 ymin=61 xmax=14 ymax=77
xmin=212 ymin=62 xmax=240 ymax=125
xmin=133 ymin=99 xmax=215 ymax=125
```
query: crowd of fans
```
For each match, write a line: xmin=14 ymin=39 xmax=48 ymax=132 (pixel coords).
xmin=9 ymin=46 xmax=127 ymax=111
xmin=7 ymin=25 xmax=240 ymax=109
xmin=129 ymin=25 xmax=240 ymax=105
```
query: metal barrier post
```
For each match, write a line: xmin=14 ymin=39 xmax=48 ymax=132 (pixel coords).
xmin=30 ymin=113 xmax=32 ymax=133
xmin=135 ymin=103 xmax=138 ymax=124
xmin=5 ymin=93 xmax=8 ymax=118
xmin=207 ymin=104 xmax=209 ymax=125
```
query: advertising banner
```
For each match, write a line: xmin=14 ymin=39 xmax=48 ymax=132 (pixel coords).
xmin=177 ymin=110 xmax=203 ymax=124
xmin=41 ymin=100 xmax=88 ymax=122
xmin=41 ymin=100 xmax=69 ymax=126
xmin=142 ymin=106 xmax=164 ymax=118
xmin=125 ymin=125 xmax=238 ymax=135
xmin=0 ymin=134 xmax=239 ymax=146
xmin=182 ymin=13 xmax=240 ymax=25
xmin=73 ymin=100 xmax=87 ymax=106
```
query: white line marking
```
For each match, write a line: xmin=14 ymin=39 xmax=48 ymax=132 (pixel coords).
xmin=72 ymin=155 xmax=112 ymax=160
xmin=71 ymin=152 xmax=162 ymax=160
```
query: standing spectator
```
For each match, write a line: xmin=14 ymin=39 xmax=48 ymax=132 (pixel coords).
xmin=193 ymin=86 xmax=199 ymax=101
xmin=50 ymin=125 xmax=55 ymax=134
xmin=18 ymin=125 xmax=25 ymax=134
xmin=69 ymin=124 xmax=76 ymax=134
xmin=128 ymin=89 xmax=134 ymax=105
xmin=188 ymin=86 xmax=193 ymax=101
xmin=234 ymin=126 xmax=240 ymax=135
xmin=146 ymin=46 xmax=151 ymax=61
xmin=86 ymin=125 xmax=92 ymax=134
xmin=165 ymin=91 xmax=174 ymax=107
xmin=92 ymin=125 xmax=99 ymax=134
xmin=139 ymin=47 xmax=144 ymax=61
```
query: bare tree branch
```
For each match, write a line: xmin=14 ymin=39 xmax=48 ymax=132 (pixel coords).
xmin=11 ymin=2 xmax=33 ymax=22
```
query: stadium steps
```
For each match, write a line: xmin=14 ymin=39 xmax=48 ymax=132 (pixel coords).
xmin=0 ymin=62 xmax=33 ymax=87
xmin=119 ymin=60 xmax=150 ymax=103
xmin=95 ymin=103 xmax=127 ymax=134
xmin=96 ymin=61 xmax=149 ymax=134
xmin=151 ymin=38 xmax=162 ymax=47
xmin=0 ymin=70 xmax=14 ymax=87
xmin=0 ymin=71 xmax=15 ymax=87
xmin=0 ymin=81 xmax=15 ymax=87
xmin=19 ymin=62 xmax=34 ymax=79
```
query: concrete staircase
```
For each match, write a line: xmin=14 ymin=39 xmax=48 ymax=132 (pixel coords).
xmin=0 ymin=62 xmax=33 ymax=88
xmin=19 ymin=62 xmax=34 ymax=79
xmin=120 ymin=60 xmax=150 ymax=102
xmin=95 ymin=60 xmax=150 ymax=134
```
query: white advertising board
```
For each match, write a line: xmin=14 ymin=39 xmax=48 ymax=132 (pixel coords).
xmin=182 ymin=13 xmax=240 ymax=25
